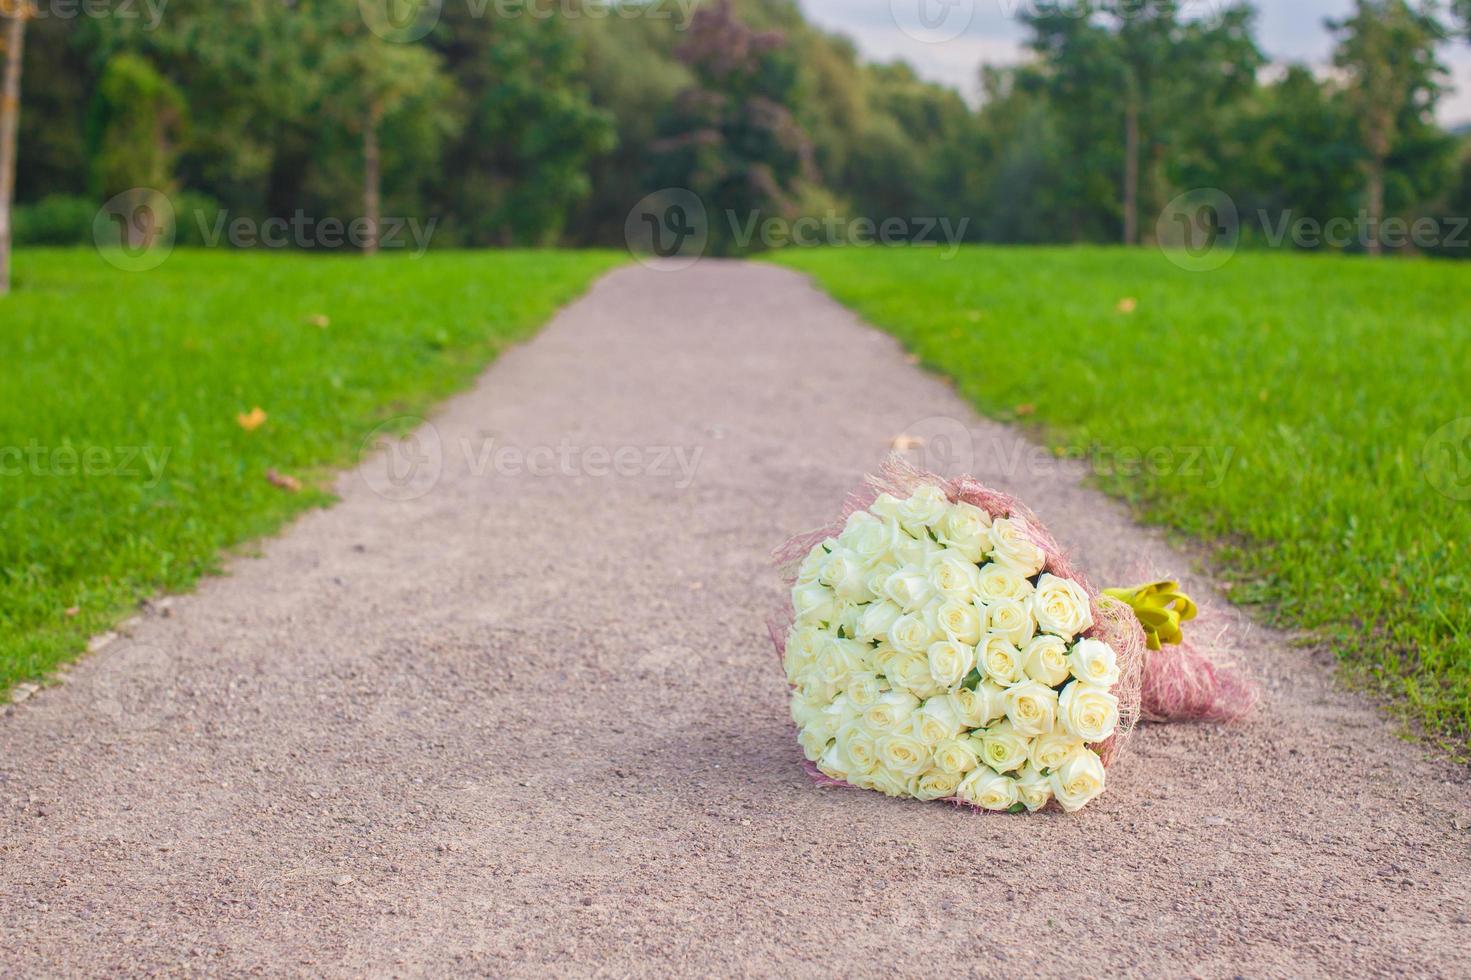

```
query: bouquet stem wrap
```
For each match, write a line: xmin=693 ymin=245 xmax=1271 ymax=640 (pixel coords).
xmin=771 ymin=457 xmax=1257 ymax=790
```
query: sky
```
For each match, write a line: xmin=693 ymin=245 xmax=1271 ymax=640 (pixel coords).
xmin=796 ymin=0 xmax=1471 ymax=126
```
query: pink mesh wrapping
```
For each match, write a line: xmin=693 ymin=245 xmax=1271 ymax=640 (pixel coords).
xmin=770 ymin=455 xmax=1257 ymax=802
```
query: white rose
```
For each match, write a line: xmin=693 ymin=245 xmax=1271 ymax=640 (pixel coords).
xmin=893 ymin=534 xmax=943 ymax=571
xmin=838 ymin=511 xmax=901 ymax=567
xmin=1049 ymin=750 xmax=1107 ymax=812
xmin=862 ymin=691 xmax=919 ymax=734
xmin=1031 ymin=573 xmax=1095 ymax=641
xmin=864 ymin=561 xmax=900 ymax=600
xmin=1015 ymin=765 xmax=1054 ymax=812
xmin=979 ymin=635 xmax=1025 ymax=686
xmin=796 ymin=542 xmax=834 ymax=584
xmin=913 ymin=768 xmax=963 ymax=801
xmin=948 ymin=687 xmax=985 ymax=728
xmin=820 ymin=549 xmax=875 ymax=604
xmin=987 ymin=598 xmax=1037 ymax=647
xmin=871 ymin=644 xmax=902 ymax=679
xmin=898 ymin=485 xmax=951 ymax=535
xmin=783 ymin=625 xmax=823 ymax=683
xmin=868 ymin=493 xmax=905 ymax=523
xmin=888 ymin=610 xmax=939 ymax=656
xmin=1029 ymin=731 xmax=1084 ymax=772
xmin=975 ymin=681 xmax=1010 ymax=728
xmin=1058 ymin=682 xmax=1121 ymax=743
xmin=792 ymin=581 xmax=838 ymax=627
xmin=1068 ymin=638 xmax=1121 ymax=688
xmin=884 ymin=651 xmax=929 ymax=697
xmin=931 ymin=737 xmax=981 ymax=775
xmin=883 ymin=566 xmax=936 ymax=611
xmin=911 ymin=696 xmax=963 ymax=745
xmin=1003 ymin=680 xmax=1060 ymax=738
xmin=926 ymin=640 xmax=976 ymax=690
xmin=976 ymin=563 xmax=1034 ymax=603
xmin=817 ymin=742 xmax=854 ymax=782
xmin=1021 ymin=634 xmax=1072 ymax=687
xmin=856 ymin=600 xmax=904 ymax=643
xmin=797 ymin=724 xmax=831 ymax=762
xmin=978 ymin=720 xmax=1029 ymax=774
xmin=867 ymin=768 xmax=911 ymax=798
xmin=794 ymin=667 xmax=838 ymax=705
xmin=815 ymin=636 xmax=866 ymax=688
xmin=929 ymin=554 xmax=982 ymax=599
xmin=937 ymin=501 xmax=993 ymax=562
xmin=789 ymin=691 xmax=827 ymax=730
xmin=935 ymin=599 xmax=983 ymax=646
xmin=957 ymin=767 xmax=1019 ymax=811
xmin=845 ymin=672 xmax=885 ymax=708
xmin=876 ymin=733 xmax=931 ymax=777
xmin=836 ymin=724 xmax=880 ymax=776
xmin=989 ymin=517 xmax=1047 ymax=577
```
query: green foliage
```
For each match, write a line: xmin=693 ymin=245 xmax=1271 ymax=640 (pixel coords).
xmin=0 ymin=248 xmax=624 ymax=693
xmin=773 ymin=244 xmax=1471 ymax=754
xmin=12 ymin=195 xmax=94 ymax=245
xmin=86 ymin=52 xmax=187 ymax=198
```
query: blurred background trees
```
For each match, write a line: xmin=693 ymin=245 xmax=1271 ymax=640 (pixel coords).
xmin=8 ymin=0 xmax=1471 ymax=256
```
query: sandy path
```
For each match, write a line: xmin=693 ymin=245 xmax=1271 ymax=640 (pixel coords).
xmin=2 ymin=261 xmax=1468 ymax=978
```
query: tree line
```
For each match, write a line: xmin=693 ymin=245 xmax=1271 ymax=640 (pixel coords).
xmin=2 ymin=0 xmax=1470 ymax=291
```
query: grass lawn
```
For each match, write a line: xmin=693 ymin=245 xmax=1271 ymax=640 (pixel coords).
xmin=1 ymin=247 xmax=623 ymax=693
xmin=769 ymin=246 xmax=1471 ymax=755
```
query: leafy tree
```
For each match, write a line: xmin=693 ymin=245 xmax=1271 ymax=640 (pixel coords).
xmin=654 ymin=0 xmax=815 ymax=253
xmin=1330 ymin=0 xmax=1449 ymax=255
xmin=86 ymin=53 xmax=186 ymax=199
xmin=0 ymin=0 xmax=32 ymax=295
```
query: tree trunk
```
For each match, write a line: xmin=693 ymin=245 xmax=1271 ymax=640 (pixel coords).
xmin=0 ymin=4 xmax=28 ymax=296
xmin=1123 ymin=94 xmax=1140 ymax=247
xmin=362 ymin=105 xmax=381 ymax=257
xmin=1365 ymin=156 xmax=1385 ymax=257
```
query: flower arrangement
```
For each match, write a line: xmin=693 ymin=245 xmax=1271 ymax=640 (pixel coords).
xmin=774 ymin=458 xmax=1255 ymax=814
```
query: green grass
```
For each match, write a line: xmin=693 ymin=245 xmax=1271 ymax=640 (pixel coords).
xmin=1 ymin=247 xmax=624 ymax=692
xmin=769 ymin=245 xmax=1471 ymax=755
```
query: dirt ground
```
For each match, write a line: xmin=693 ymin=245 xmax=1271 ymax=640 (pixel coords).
xmin=2 ymin=261 xmax=1468 ymax=977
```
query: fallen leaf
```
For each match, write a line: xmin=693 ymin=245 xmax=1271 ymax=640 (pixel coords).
xmin=1116 ymin=297 xmax=1138 ymax=314
xmin=904 ymin=353 xmax=921 ymax=366
xmin=891 ymin=435 xmax=926 ymax=451
xmin=266 ymin=469 xmax=302 ymax=493
xmin=64 ymin=606 xmax=79 ymax=618
xmin=1014 ymin=404 xmax=1037 ymax=417
xmin=307 ymin=314 xmax=331 ymax=329
xmin=236 ymin=407 xmax=268 ymax=432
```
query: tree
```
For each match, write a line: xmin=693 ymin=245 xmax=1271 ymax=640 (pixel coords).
xmin=654 ymin=0 xmax=816 ymax=253
xmin=1024 ymin=1 xmax=1261 ymax=245
xmin=86 ymin=53 xmax=186 ymax=199
xmin=0 ymin=0 xmax=32 ymax=295
xmin=1330 ymin=0 xmax=1448 ymax=255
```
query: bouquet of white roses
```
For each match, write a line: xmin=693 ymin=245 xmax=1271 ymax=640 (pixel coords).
xmin=773 ymin=458 xmax=1254 ymax=814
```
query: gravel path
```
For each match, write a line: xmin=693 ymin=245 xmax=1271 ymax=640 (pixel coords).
xmin=3 ymin=261 xmax=1468 ymax=978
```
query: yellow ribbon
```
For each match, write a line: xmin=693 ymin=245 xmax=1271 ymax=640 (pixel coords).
xmin=1103 ymin=581 xmax=1198 ymax=651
